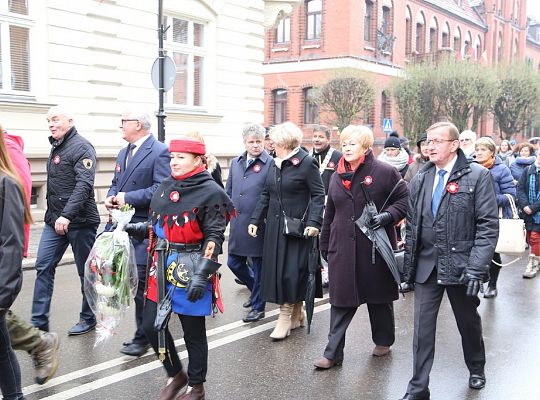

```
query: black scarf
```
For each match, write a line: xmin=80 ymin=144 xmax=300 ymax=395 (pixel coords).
xmin=149 ymin=171 xmax=235 ymax=228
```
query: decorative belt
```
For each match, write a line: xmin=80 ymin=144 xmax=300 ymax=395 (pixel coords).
xmin=155 ymin=239 xmax=202 ymax=253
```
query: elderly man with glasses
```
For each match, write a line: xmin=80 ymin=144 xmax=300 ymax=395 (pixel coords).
xmin=105 ymin=110 xmax=170 ymax=356
xmin=399 ymin=122 xmax=498 ymax=399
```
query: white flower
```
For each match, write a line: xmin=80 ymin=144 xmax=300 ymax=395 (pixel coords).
xmin=97 ymin=302 xmax=121 ymax=317
xmin=95 ymin=282 xmax=116 ymax=297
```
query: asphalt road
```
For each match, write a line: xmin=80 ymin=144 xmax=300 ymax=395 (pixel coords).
xmin=11 ymin=245 xmax=540 ymax=400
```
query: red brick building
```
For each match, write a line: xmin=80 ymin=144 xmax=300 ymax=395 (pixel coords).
xmin=263 ymin=0 xmax=536 ymax=143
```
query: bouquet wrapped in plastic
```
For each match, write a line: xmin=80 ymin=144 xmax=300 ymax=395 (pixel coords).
xmin=84 ymin=205 xmax=139 ymax=346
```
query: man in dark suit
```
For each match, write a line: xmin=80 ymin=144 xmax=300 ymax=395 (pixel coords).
xmin=400 ymin=121 xmax=498 ymax=400
xmin=226 ymin=123 xmax=273 ymax=322
xmin=105 ymin=110 xmax=170 ymax=357
xmin=309 ymin=125 xmax=341 ymax=287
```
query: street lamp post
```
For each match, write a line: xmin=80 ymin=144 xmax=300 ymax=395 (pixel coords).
xmin=157 ymin=0 xmax=166 ymax=143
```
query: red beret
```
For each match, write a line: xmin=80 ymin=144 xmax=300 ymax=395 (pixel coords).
xmin=169 ymin=138 xmax=206 ymax=155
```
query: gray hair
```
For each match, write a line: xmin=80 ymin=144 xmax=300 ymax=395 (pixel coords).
xmin=124 ymin=110 xmax=152 ymax=131
xmin=269 ymin=121 xmax=304 ymax=150
xmin=47 ymin=105 xmax=75 ymax=120
xmin=242 ymin=123 xmax=266 ymax=140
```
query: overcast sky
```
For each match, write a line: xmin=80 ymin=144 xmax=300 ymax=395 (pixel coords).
xmin=528 ymin=1 xmax=540 ymax=21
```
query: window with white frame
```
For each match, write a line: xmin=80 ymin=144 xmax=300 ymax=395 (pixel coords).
xmin=164 ymin=15 xmax=205 ymax=107
xmin=306 ymin=0 xmax=322 ymax=40
xmin=276 ymin=17 xmax=290 ymax=44
xmin=0 ymin=0 xmax=32 ymax=93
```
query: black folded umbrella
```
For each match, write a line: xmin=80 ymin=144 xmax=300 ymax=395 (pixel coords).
xmin=355 ymin=182 xmax=404 ymax=296
xmin=305 ymin=236 xmax=320 ymax=334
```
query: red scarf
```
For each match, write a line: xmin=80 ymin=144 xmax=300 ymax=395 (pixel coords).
xmin=479 ymin=156 xmax=495 ymax=170
xmin=337 ymin=155 xmax=365 ymax=190
xmin=172 ymin=164 xmax=207 ymax=181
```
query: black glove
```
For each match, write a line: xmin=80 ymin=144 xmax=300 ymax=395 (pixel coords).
xmin=368 ymin=211 xmax=393 ymax=230
xmin=321 ymin=250 xmax=328 ymax=262
xmin=124 ymin=222 xmax=149 ymax=242
xmin=466 ymin=278 xmax=482 ymax=297
xmin=186 ymin=258 xmax=221 ymax=302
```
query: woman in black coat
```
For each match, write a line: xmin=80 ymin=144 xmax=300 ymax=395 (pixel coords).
xmin=314 ymin=125 xmax=408 ymax=369
xmin=249 ymin=122 xmax=325 ymax=340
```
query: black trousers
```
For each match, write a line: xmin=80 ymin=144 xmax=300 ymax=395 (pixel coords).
xmin=323 ymin=303 xmax=395 ymax=362
xmin=142 ymin=300 xmax=207 ymax=386
xmin=488 ymin=252 xmax=502 ymax=288
xmin=407 ymin=270 xmax=485 ymax=396
xmin=132 ymin=264 xmax=148 ymax=345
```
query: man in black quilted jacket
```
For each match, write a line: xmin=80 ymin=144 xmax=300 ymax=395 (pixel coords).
xmin=31 ymin=105 xmax=100 ymax=336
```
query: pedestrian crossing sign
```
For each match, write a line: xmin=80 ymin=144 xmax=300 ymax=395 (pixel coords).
xmin=383 ymin=118 xmax=393 ymax=133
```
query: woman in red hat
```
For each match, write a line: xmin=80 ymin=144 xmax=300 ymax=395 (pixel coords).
xmin=135 ymin=137 xmax=234 ymax=400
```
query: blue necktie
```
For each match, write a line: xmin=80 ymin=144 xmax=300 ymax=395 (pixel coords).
xmin=125 ymin=143 xmax=136 ymax=168
xmin=432 ymin=170 xmax=447 ymax=217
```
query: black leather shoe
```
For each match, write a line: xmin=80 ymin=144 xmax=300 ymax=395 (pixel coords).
xmin=234 ymin=278 xmax=246 ymax=286
xmin=67 ymin=320 xmax=96 ymax=336
xmin=483 ymin=287 xmax=497 ymax=298
xmin=398 ymin=392 xmax=430 ymax=400
xmin=242 ymin=300 xmax=252 ymax=308
xmin=401 ymin=282 xmax=415 ymax=293
xmin=120 ymin=342 xmax=151 ymax=357
xmin=469 ymin=373 xmax=486 ymax=389
xmin=242 ymin=310 xmax=265 ymax=322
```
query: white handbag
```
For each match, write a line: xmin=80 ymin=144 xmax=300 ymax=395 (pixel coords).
xmin=494 ymin=194 xmax=527 ymax=259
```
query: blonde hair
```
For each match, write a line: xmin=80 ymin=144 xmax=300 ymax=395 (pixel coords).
xmin=426 ymin=122 xmax=460 ymax=140
xmin=269 ymin=122 xmax=303 ymax=150
xmin=0 ymin=128 xmax=32 ymax=224
xmin=184 ymin=131 xmax=205 ymax=144
xmin=475 ymin=137 xmax=496 ymax=154
xmin=339 ymin=125 xmax=374 ymax=149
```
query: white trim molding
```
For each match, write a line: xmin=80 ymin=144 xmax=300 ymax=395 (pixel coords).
xmin=263 ymin=0 xmax=302 ymax=28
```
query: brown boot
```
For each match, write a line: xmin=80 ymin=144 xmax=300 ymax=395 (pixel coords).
xmin=176 ymin=384 xmax=205 ymax=400
xmin=269 ymin=303 xmax=293 ymax=340
xmin=290 ymin=302 xmax=306 ymax=330
xmin=159 ymin=370 xmax=188 ymax=400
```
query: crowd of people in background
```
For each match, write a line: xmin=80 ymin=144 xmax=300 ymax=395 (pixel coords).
xmin=2 ymin=108 xmax=540 ymax=400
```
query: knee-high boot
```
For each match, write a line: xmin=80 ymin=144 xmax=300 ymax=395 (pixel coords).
xmin=290 ymin=302 xmax=306 ymax=330
xmin=269 ymin=303 xmax=293 ymax=340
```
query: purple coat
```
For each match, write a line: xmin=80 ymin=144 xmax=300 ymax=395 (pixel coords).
xmin=320 ymin=150 xmax=409 ymax=307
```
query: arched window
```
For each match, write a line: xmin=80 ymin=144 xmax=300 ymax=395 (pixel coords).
xmin=276 ymin=17 xmax=290 ymax=43
xmin=453 ymin=26 xmax=461 ymax=52
xmin=442 ymin=22 xmax=450 ymax=47
xmin=306 ymin=0 xmax=322 ymax=40
xmin=405 ymin=7 xmax=412 ymax=56
xmin=273 ymin=89 xmax=288 ymax=124
xmin=415 ymin=12 xmax=426 ymax=54
xmin=429 ymin=17 xmax=438 ymax=53
xmin=364 ymin=0 xmax=374 ymax=44
xmin=475 ymin=35 xmax=482 ymax=60
xmin=303 ymin=87 xmax=319 ymax=124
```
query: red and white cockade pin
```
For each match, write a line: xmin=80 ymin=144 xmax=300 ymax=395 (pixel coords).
xmin=291 ymin=158 xmax=300 ymax=166
xmin=364 ymin=176 xmax=373 ymax=186
xmin=328 ymin=161 xmax=335 ymax=169
xmin=115 ymin=164 xmax=121 ymax=173
xmin=53 ymin=155 xmax=61 ymax=164
xmin=446 ymin=181 xmax=459 ymax=194
xmin=253 ymin=164 xmax=261 ymax=173
xmin=169 ymin=191 xmax=180 ymax=202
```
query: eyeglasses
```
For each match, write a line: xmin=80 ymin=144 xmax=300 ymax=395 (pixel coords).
xmin=426 ymin=138 xmax=457 ymax=146
xmin=119 ymin=119 xmax=139 ymax=128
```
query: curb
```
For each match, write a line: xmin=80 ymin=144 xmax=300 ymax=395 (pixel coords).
xmin=22 ymin=253 xmax=75 ymax=271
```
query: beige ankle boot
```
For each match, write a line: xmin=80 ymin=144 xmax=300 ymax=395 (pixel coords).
xmin=290 ymin=302 xmax=306 ymax=330
xmin=523 ymin=254 xmax=538 ymax=279
xmin=269 ymin=303 xmax=293 ymax=340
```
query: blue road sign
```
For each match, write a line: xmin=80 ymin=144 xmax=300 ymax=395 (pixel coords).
xmin=383 ymin=118 xmax=393 ymax=133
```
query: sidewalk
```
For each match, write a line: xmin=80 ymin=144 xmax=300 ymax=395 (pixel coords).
xmin=22 ymin=222 xmax=106 ymax=271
